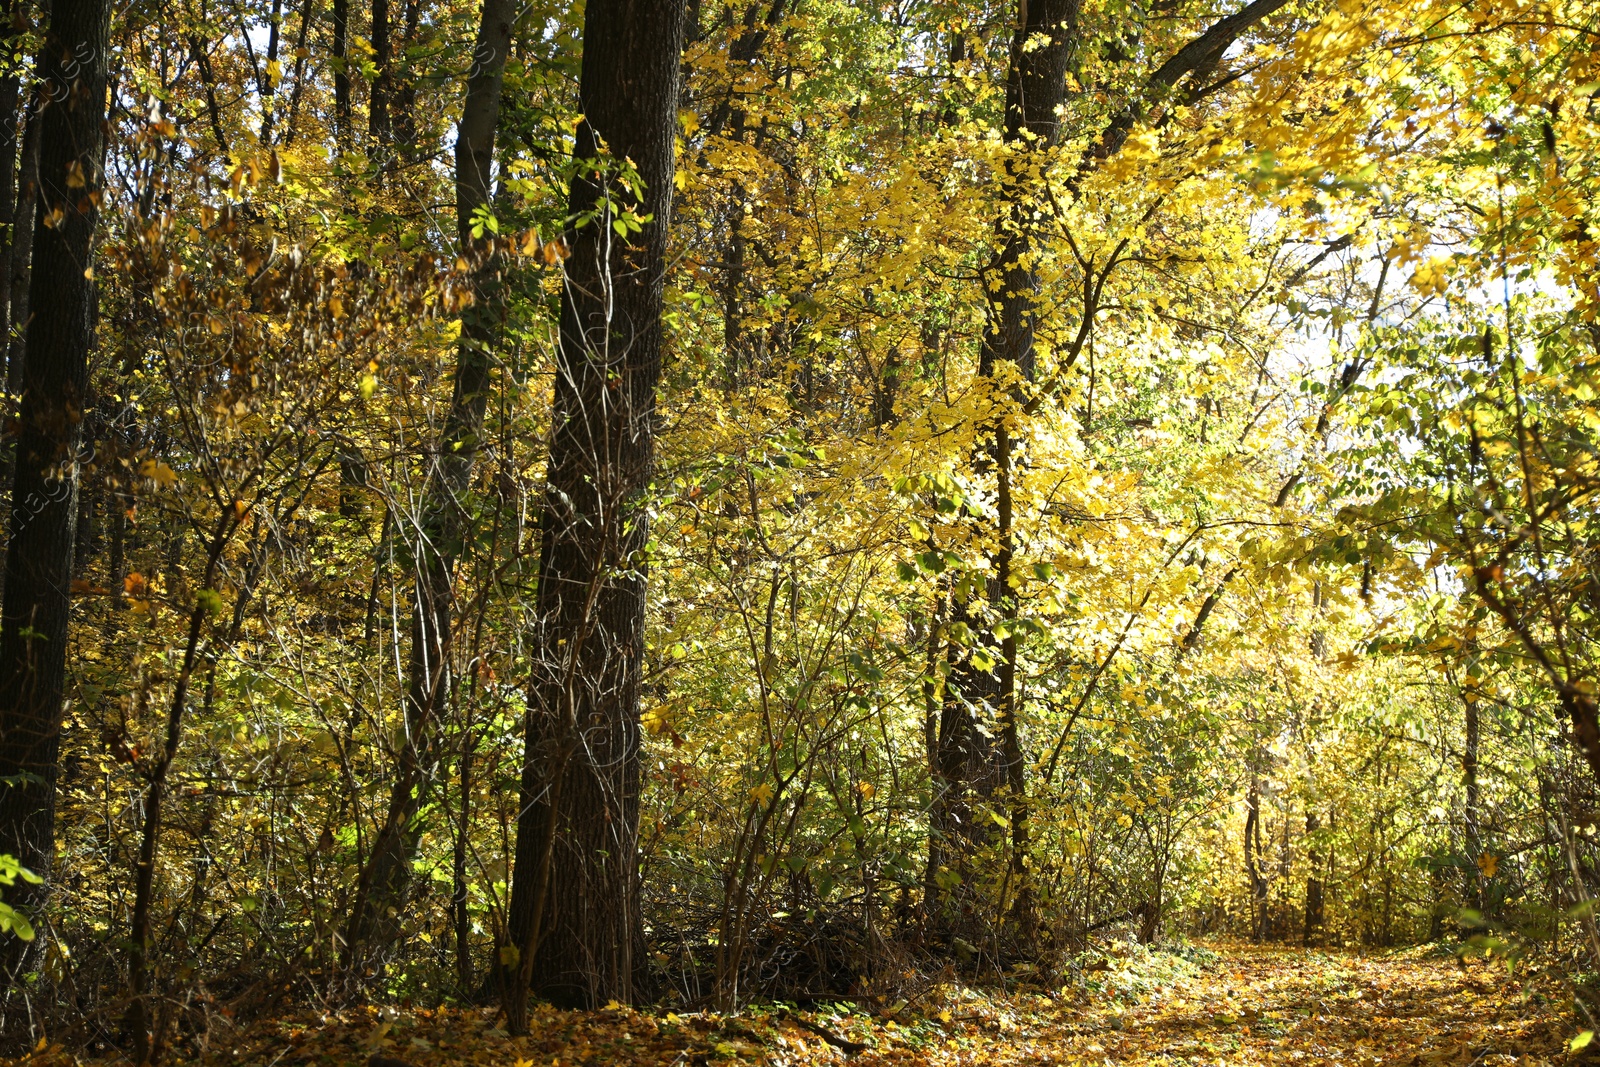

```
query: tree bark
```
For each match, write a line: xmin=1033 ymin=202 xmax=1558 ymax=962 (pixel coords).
xmin=4 ymin=92 xmax=37 ymax=396
xmin=0 ymin=0 xmax=110 ymax=980
xmin=0 ymin=15 xmax=23 ymax=505
xmin=0 ymin=17 xmax=20 ymax=370
xmin=505 ymin=0 xmax=686 ymax=1018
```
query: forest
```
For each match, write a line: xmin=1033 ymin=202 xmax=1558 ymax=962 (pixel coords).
xmin=0 ymin=0 xmax=1598 ymax=1060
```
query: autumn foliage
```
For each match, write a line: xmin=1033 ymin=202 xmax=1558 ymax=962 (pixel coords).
xmin=0 ymin=0 xmax=1599 ymax=1058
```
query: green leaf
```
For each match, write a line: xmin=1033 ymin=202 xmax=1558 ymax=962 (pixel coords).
xmin=0 ymin=902 xmax=35 ymax=941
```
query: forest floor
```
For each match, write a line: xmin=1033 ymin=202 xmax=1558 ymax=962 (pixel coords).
xmin=9 ymin=942 xmax=1583 ymax=1067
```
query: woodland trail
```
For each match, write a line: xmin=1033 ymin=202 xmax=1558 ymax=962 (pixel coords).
xmin=1025 ymin=944 xmax=1573 ymax=1067
xmin=20 ymin=943 xmax=1576 ymax=1067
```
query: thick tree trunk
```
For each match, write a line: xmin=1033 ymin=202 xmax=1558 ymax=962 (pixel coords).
xmin=0 ymin=0 xmax=109 ymax=980
xmin=927 ymin=605 xmax=1002 ymax=930
xmin=505 ymin=0 xmax=686 ymax=1019
xmin=341 ymin=0 xmax=512 ymax=971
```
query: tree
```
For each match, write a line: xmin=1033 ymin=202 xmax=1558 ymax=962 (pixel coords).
xmin=0 ymin=0 xmax=110 ymax=981
xmin=504 ymin=0 xmax=687 ymax=1019
xmin=932 ymin=0 xmax=1297 ymax=943
xmin=341 ymin=0 xmax=514 ymax=972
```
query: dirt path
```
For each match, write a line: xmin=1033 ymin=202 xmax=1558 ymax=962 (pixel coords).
xmin=977 ymin=944 xmax=1572 ymax=1067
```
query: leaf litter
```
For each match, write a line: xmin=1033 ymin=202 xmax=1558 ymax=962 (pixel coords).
xmin=7 ymin=943 xmax=1580 ymax=1067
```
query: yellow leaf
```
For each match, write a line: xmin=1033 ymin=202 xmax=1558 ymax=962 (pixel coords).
xmin=1477 ymin=852 xmax=1498 ymax=878
xmin=1573 ymin=1031 xmax=1594 ymax=1052
xmin=139 ymin=459 xmax=177 ymax=487
xmin=749 ymin=782 xmax=774 ymax=806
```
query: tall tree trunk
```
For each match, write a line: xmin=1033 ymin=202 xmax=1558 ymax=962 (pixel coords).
xmin=505 ymin=0 xmax=686 ymax=1020
xmin=0 ymin=14 xmax=20 ymax=369
xmin=931 ymin=0 xmax=1297 ymax=949
xmin=933 ymin=0 xmax=1079 ymax=944
xmin=0 ymin=16 xmax=23 ymax=505
xmin=5 ymin=94 xmax=37 ymax=396
xmin=331 ymin=0 xmax=351 ymax=145
xmin=340 ymin=0 xmax=512 ymax=971
xmin=0 ymin=0 xmax=109 ymax=980
xmin=367 ymin=0 xmax=392 ymax=158
xmin=390 ymin=0 xmax=422 ymax=156
xmin=927 ymin=612 xmax=1001 ymax=933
